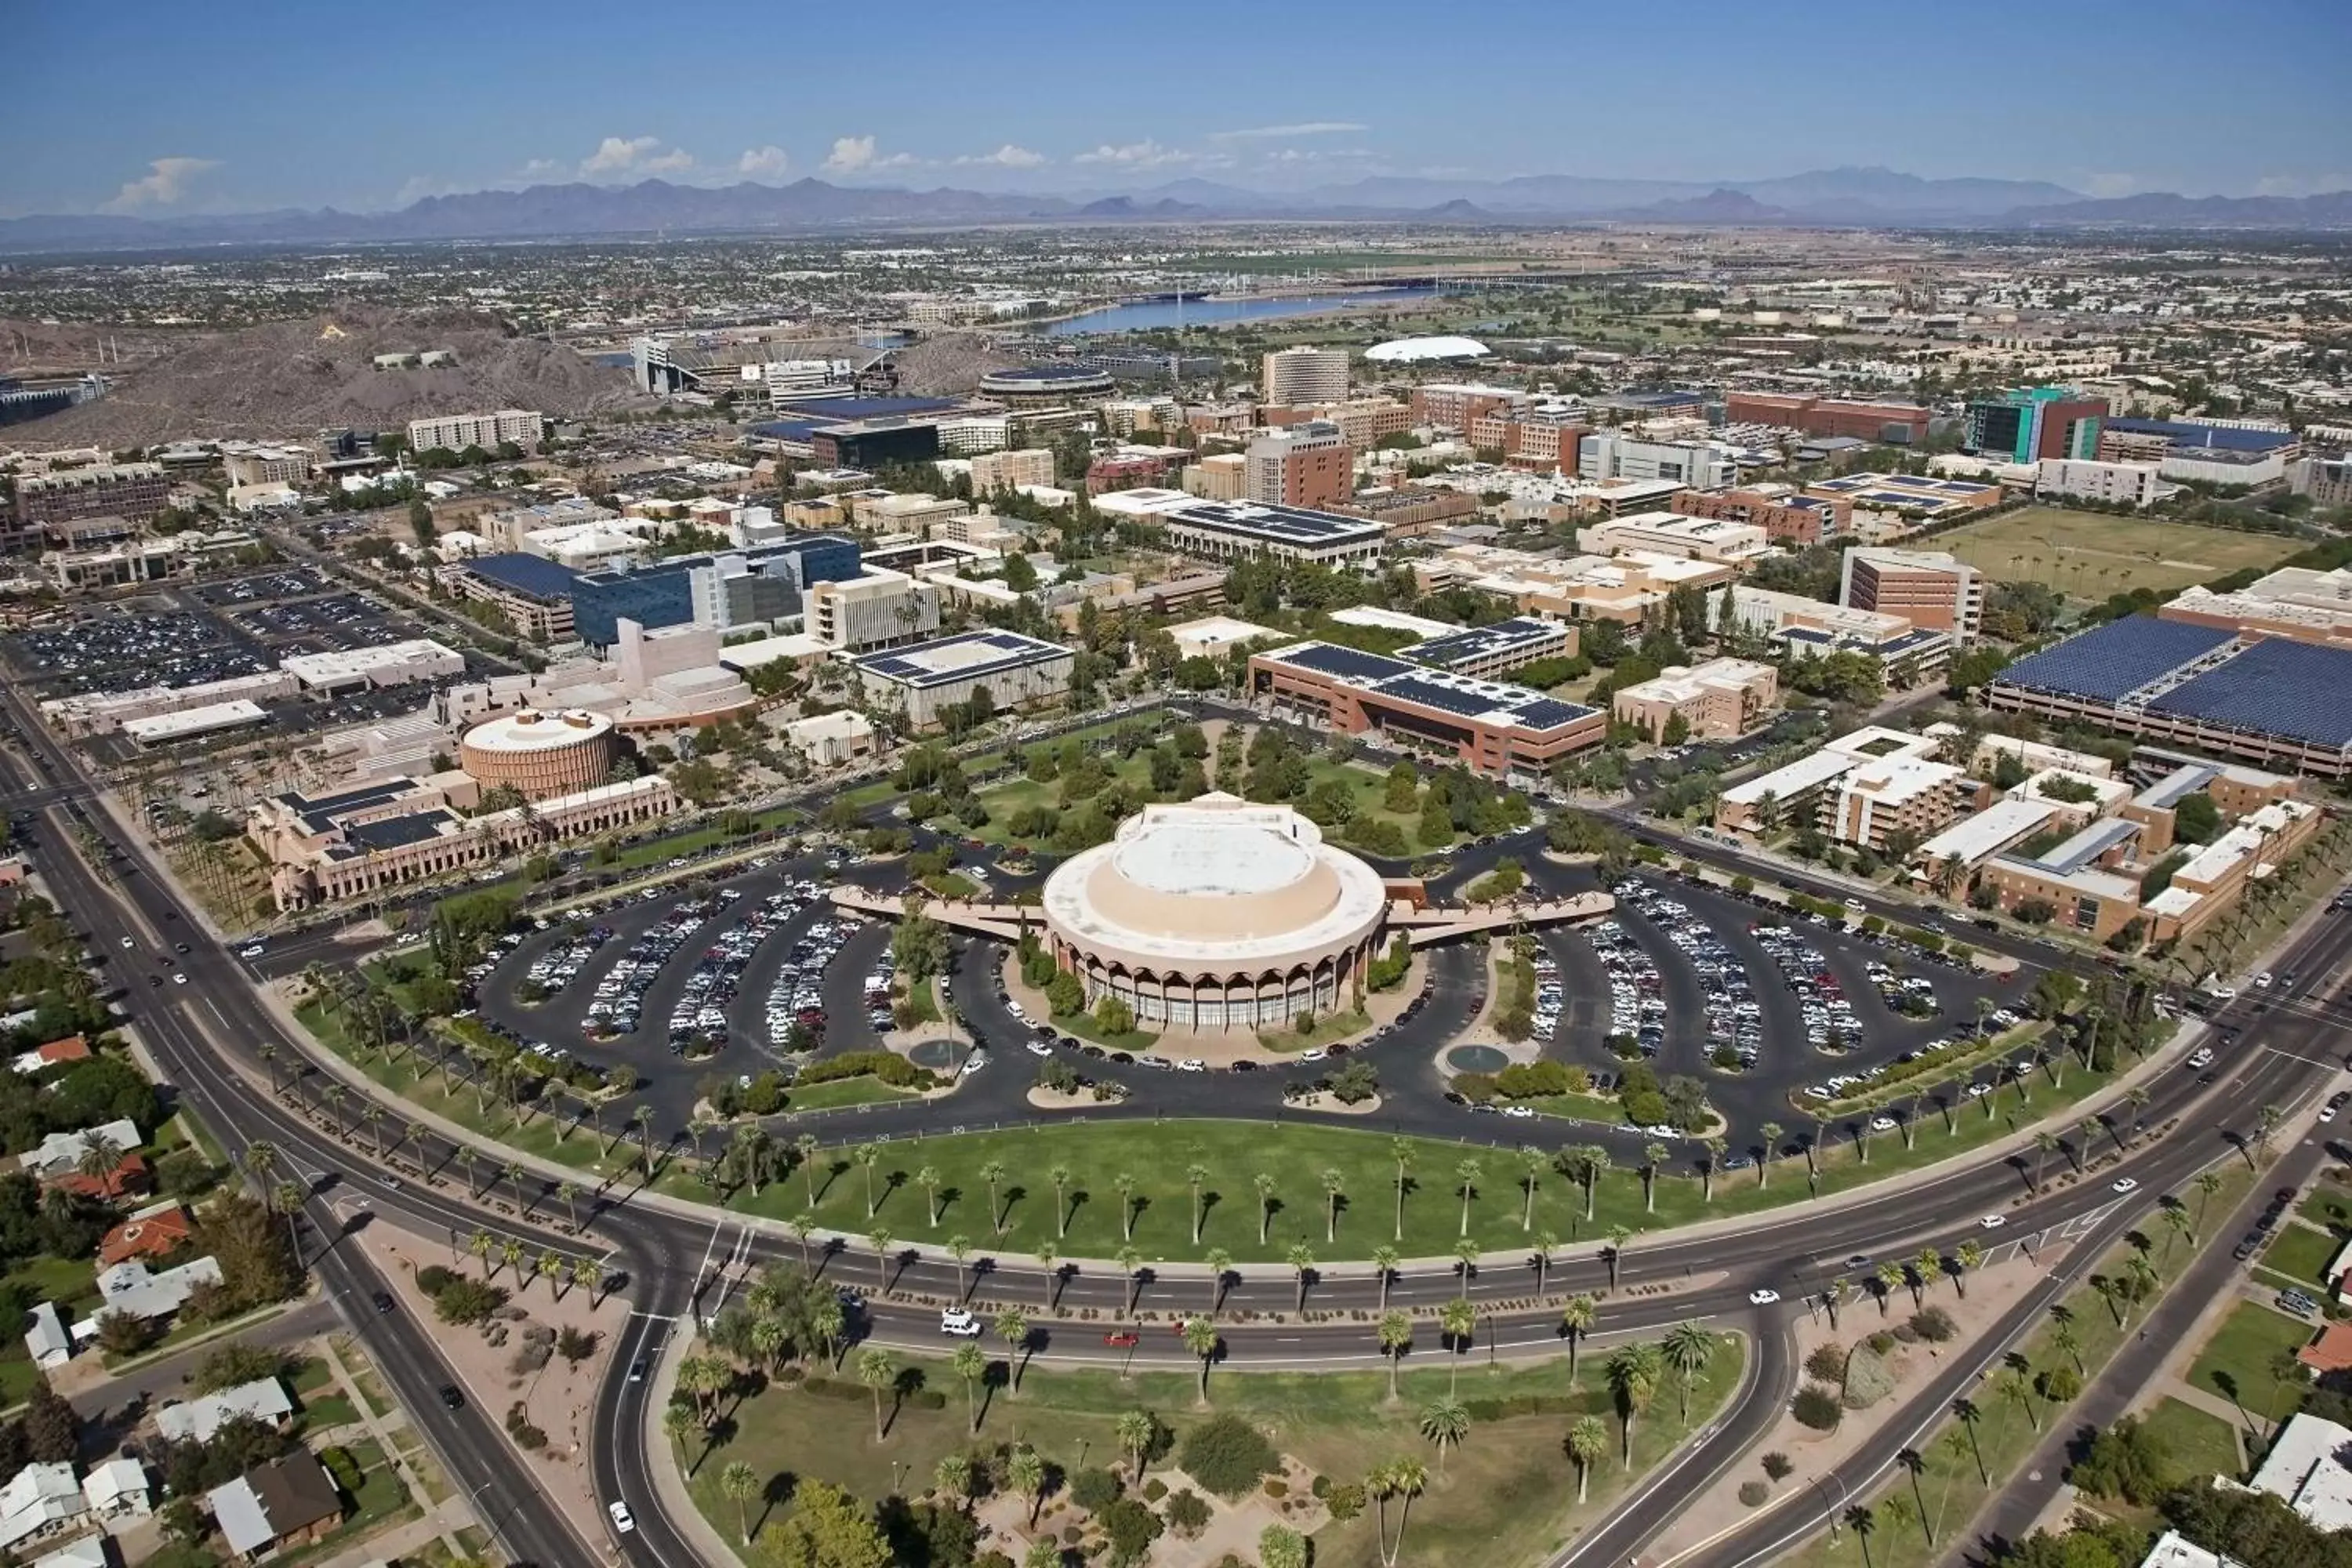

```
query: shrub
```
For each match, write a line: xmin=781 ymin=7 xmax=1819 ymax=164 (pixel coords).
xmin=1792 ymin=1385 xmax=1843 ymax=1431
xmin=2038 ymin=1364 xmax=2084 ymax=1403
xmin=433 ymin=1278 xmax=506 ymax=1326
xmin=1762 ymin=1452 xmax=1794 ymax=1482
xmin=1167 ymin=1490 xmax=1212 ymax=1537
xmin=1309 ymin=1475 xmax=1330 ymax=1500
xmin=1461 ymin=1392 xmax=1582 ymax=1421
xmin=1179 ymin=1414 xmax=1278 ymax=1500
xmin=1841 ymin=1343 xmax=1896 ymax=1410
xmin=1739 ymin=1481 xmax=1770 ymax=1508
xmin=1262 ymin=1479 xmax=1287 ymax=1499
xmin=1804 ymin=1343 xmax=1849 ymax=1384
xmin=416 ymin=1265 xmax=459 ymax=1295
xmin=1866 ymin=1331 xmax=1896 ymax=1356
xmin=1324 ymin=1483 xmax=1365 ymax=1522
xmin=1069 ymin=1468 xmax=1122 ymax=1513
xmin=1142 ymin=1479 xmax=1167 ymax=1504
xmin=503 ymin=1402 xmax=547 ymax=1450
xmin=318 ymin=1446 xmax=363 ymax=1494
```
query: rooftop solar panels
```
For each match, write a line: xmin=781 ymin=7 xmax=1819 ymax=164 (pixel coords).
xmin=1376 ymin=675 xmax=1500 ymax=720
xmin=461 ymin=553 xmax=582 ymax=601
xmin=2148 ymin=638 xmax=2352 ymax=750
xmin=1167 ymin=502 xmax=1381 ymax=546
xmin=2104 ymin=417 xmax=2295 ymax=454
xmin=1510 ymin=698 xmax=1598 ymax=731
xmin=1403 ymin=617 xmax=1565 ymax=670
xmin=851 ymin=630 xmax=1069 ymax=688
xmin=1267 ymin=642 xmax=1417 ymax=682
xmin=1992 ymin=617 xmax=2236 ymax=705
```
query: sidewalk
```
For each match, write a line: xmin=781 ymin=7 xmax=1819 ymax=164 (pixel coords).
xmin=644 ymin=1311 xmax=745 ymax=1568
xmin=314 ymin=1333 xmax=481 ymax=1564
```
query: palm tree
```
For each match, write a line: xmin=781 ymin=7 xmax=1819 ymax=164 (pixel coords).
xmin=1846 ymin=1504 xmax=1879 ymax=1568
xmin=2124 ymin=1085 xmax=2152 ymax=1147
xmin=1116 ymin=1172 xmax=1140 ymax=1242
xmin=1700 ymin=1138 xmax=1725 ymax=1203
xmin=1663 ymin=1321 xmax=1715 ymax=1423
xmin=946 ymin=1235 xmax=974 ymax=1300
xmin=2160 ymin=1203 xmax=2194 ymax=1267
xmin=870 ymin=1229 xmax=895 ymax=1298
xmin=857 ymin=1348 xmax=896 ymax=1442
xmin=1560 ymin=1295 xmax=1595 ymax=1381
xmin=855 ymin=1144 xmax=883 ymax=1218
xmin=1641 ymin=1142 xmax=1668 ymax=1214
xmin=1049 ymin=1163 xmax=1075 ymax=1240
xmin=1372 ymin=1244 xmax=1400 ymax=1314
xmin=1374 ymin=1458 xmax=1428 ymax=1568
xmin=245 ymin=1139 xmax=279 ymax=1195
xmin=1184 ymin=1316 xmax=1219 ymax=1403
xmin=500 ymin=1238 xmax=525 ymax=1282
xmin=1605 ymin=1224 xmax=1632 ymax=1289
xmin=1390 ymin=1137 xmax=1414 ymax=1242
xmin=557 ymin=1180 xmax=581 ymax=1233
xmin=1954 ymin=1240 xmax=1984 ymax=1298
xmin=1565 ymin=1415 xmax=1608 ymax=1504
xmin=1377 ymin=1311 xmax=1412 ymax=1403
xmin=1912 ymin=1249 xmax=1944 ymax=1305
xmin=2052 ymin=1319 xmax=2083 ymax=1377
xmin=2192 ymin=1169 xmax=2224 ymax=1239
xmin=1439 ymin=1298 xmax=1475 ymax=1396
xmin=1606 ymin=1342 xmax=1662 ymax=1467
xmin=1756 ymin=1123 xmax=1781 ymax=1189
xmin=1997 ymin=1367 xmax=2039 ymax=1433
xmin=979 ymin=1160 xmax=1008 ymax=1236
xmin=996 ymin=1308 xmax=1029 ymax=1395
xmin=1322 ymin=1167 xmax=1346 ymax=1243
xmin=1455 ymin=1158 xmax=1481 ymax=1236
xmin=952 ymin=1341 xmax=987 ymax=1434
xmin=935 ymin=1452 xmax=974 ymax=1511
xmin=1203 ymin=1247 xmax=1232 ymax=1316
xmin=1287 ymin=1243 xmax=1316 ymax=1313
xmin=468 ymin=1228 xmax=494 ymax=1277
xmin=1515 ymin=1145 xmax=1545 ymax=1231
xmin=574 ymin=1258 xmax=603 ymax=1307
xmin=916 ymin=1165 xmax=943 ymax=1228
xmin=1875 ymin=1261 xmax=1904 ymax=1316
xmin=1253 ymin=1172 xmax=1277 ymax=1245
xmin=812 ymin=1298 xmax=845 ymax=1371
xmin=1531 ymin=1229 xmax=1559 ymax=1298
xmin=720 ymin=1461 xmax=760 ymax=1543
xmin=1417 ymin=1398 xmax=1470 ymax=1473
xmin=661 ymin=1402 xmax=695 ymax=1469
xmin=1825 ymin=1278 xmax=1849 ymax=1330
xmin=1572 ymin=1145 xmax=1610 ymax=1222
xmin=1117 ymin=1245 xmax=1145 ymax=1316
xmin=1185 ymin=1162 xmax=1210 ymax=1245
xmin=1007 ymin=1446 xmax=1046 ymax=1529
xmin=2256 ymin=1103 xmax=2283 ymax=1161
xmin=1115 ymin=1410 xmax=1155 ymax=1485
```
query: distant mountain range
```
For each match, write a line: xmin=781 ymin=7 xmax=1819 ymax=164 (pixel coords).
xmin=3 ymin=165 xmax=2347 ymax=252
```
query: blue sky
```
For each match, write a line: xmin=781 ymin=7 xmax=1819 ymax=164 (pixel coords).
xmin=5 ymin=0 xmax=2348 ymax=216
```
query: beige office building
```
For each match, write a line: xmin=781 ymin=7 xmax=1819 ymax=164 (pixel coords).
xmin=1611 ymin=658 xmax=1778 ymax=742
xmin=970 ymin=448 xmax=1058 ymax=493
xmin=406 ymin=409 xmax=542 ymax=455
xmin=807 ymin=568 xmax=939 ymax=652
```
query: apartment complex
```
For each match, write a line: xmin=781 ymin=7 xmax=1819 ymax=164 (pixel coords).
xmin=1723 ymin=392 xmax=1929 ymax=445
xmin=1715 ymin=727 xmax=1962 ymax=848
xmin=1470 ymin=405 xmax=1589 ymax=470
xmin=968 ymin=447 xmax=1057 ymax=492
xmin=1244 ymin=422 xmax=1351 ymax=510
xmin=406 ymin=408 xmax=543 ymax=455
xmin=1261 ymin=347 xmax=1350 ymax=406
xmin=1839 ymin=548 xmax=1984 ymax=641
xmin=11 ymin=463 xmax=172 ymax=543
xmin=1611 ymin=658 xmax=1779 ymax=742
xmin=1414 ymin=543 xmax=1733 ymax=626
xmin=1672 ymin=485 xmax=1850 ymax=546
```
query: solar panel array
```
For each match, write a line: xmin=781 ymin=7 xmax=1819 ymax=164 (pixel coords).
xmin=855 ymin=630 xmax=1065 ymax=688
xmin=1405 ymin=617 xmax=1562 ymax=669
xmin=1991 ymin=617 xmax=2236 ymax=704
xmin=2147 ymin=638 xmax=2352 ymax=750
xmin=1267 ymin=641 xmax=1597 ymax=734
xmin=1512 ymin=698 xmax=1597 ymax=731
xmin=1269 ymin=642 xmax=1416 ymax=682
xmin=1377 ymin=675 xmax=1500 ymax=720
xmin=1168 ymin=502 xmax=1380 ymax=544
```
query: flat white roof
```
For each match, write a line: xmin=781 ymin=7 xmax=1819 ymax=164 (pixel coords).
xmin=1722 ymin=748 xmax=1859 ymax=806
xmin=2248 ymin=1411 xmax=2352 ymax=1531
xmin=1327 ymin=605 xmax=1458 ymax=639
xmin=463 ymin=708 xmax=612 ymax=753
xmin=281 ymin=638 xmax=463 ymax=684
xmin=1918 ymin=799 xmax=2059 ymax=866
xmin=122 ymin=699 xmax=269 ymax=743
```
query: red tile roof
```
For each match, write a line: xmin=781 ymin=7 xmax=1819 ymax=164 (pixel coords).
xmin=2297 ymin=1321 xmax=2352 ymax=1373
xmin=49 ymin=1152 xmax=151 ymax=1202
xmin=98 ymin=1207 xmax=194 ymax=1266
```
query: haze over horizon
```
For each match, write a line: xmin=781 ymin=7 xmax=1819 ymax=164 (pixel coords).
xmin=5 ymin=0 xmax=2349 ymax=221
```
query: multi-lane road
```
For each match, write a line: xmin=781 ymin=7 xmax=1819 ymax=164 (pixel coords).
xmin=6 ymin=670 xmax=2345 ymax=1568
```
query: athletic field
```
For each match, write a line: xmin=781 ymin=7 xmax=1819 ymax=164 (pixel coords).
xmin=1935 ymin=506 xmax=2300 ymax=596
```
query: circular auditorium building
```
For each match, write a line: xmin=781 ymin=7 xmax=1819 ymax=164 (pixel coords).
xmin=1040 ymin=793 xmax=1389 ymax=1029
xmin=978 ymin=363 xmax=1116 ymax=407
xmin=459 ymin=708 xmax=615 ymax=799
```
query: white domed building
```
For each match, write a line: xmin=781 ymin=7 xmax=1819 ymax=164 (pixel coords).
xmin=1040 ymin=793 xmax=1390 ymax=1030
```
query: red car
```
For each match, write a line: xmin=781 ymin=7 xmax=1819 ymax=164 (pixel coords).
xmin=1102 ymin=1331 xmax=1138 ymax=1348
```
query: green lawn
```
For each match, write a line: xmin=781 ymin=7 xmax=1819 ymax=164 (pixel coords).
xmin=1258 ymin=1008 xmax=1372 ymax=1054
xmin=1524 ymin=1092 xmax=1638 ymax=1127
xmin=1936 ymin=508 xmax=2300 ymax=597
xmin=2296 ymin=1180 xmax=2352 ymax=1237
xmin=2257 ymin=1225 xmax=2338 ymax=1290
xmin=5 ymin=1255 xmax=100 ymax=1318
xmin=1784 ymin=1160 xmax=2258 ymax=1568
xmin=296 ymin=1392 xmax=360 ymax=1432
xmin=2187 ymin=1301 xmax=2316 ymax=1425
xmin=1047 ymin=1007 xmax=1160 ymax=1054
xmin=2140 ymin=1396 xmax=2243 ymax=1480
xmin=686 ymin=1333 xmax=1745 ymax=1568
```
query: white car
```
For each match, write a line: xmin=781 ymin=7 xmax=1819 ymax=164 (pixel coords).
xmin=171 ymin=973 xmax=188 ymax=985
xmin=1298 ymin=1047 xmax=1327 ymax=1063
xmin=608 ymin=1502 xmax=637 ymax=1534
xmin=1868 ymin=1116 xmax=1896 ymax=1133
xmin=1025 ymin=1039 xmax=1054 ymax=1058
xmin=118 ymin=937 xmax=133 ymax=949
xmin=960 ymin=1051 xmax=988 ymax=1076
xmin=1503 ymin=1105 xmax=1535 ymax=1120
xmin=1965 ymin=1083 xmax=1992 ymax=1099
xmin=2111 ymin=1178 xmax=2139 ymax=1194
xmin=1748 ymin=1288 xmax=1780 ymax=1306
xmin=2254 ymin=971 xmax=2274 ymax=989
xmin=238 ymin=943 xmax=266 ymax=959
xmin=1977 ymin=1214 xmax=2007 ymax=1230
xmin=939 ymin=1309 xmax=982 ymax=1337
xmin=2187 ymin=1047 xmax=2215 ymax=1069
xmin=1007 ymin=1000 xmax=1027 ymax=1020
xmin=1178 ymin=1059 xmax=1207 ymax=1073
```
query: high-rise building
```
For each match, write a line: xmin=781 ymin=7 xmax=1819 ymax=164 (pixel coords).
xmin=407 ymin=409 xmax=543 ymax=455
xmin=1840 ymin=548 xmax=1984 ymax=642
xmin=1261 ymin=347 xmax=1350 ymax=407
xmin=1244 ymin=421 xmax=1351 ymax=510
xmin=569 ymin=533 xmax=862 ymax=650
xmin=968 ymin=448 xmax=1058 ymax=493
xmin=10 ymin=462 xmax=172 ymax=545
xmin=1962 ymin=387 xmax=2105 ymax=463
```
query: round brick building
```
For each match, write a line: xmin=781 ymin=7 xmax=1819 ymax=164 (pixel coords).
xmin=459 ymin=708 xmax=615 ymax=799
xmin=1040 ymin=793 xmax=1389 ymax=1030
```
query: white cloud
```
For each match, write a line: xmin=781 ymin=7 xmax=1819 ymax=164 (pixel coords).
xmin=579 ymin=136 xmax=695 ymax=179
xmin=100 ymin=157 xmax=220 ymax=212
xmin=519 ymin=158 xmax=567 ymax=180
xmin=954 ymin=144 xmax=1047 ymax=169
xmin=2253 ymin=172 xmax=2351 ymax=198
xmin=1208 ymin=121 xmax=1368 ymax=141
xmin=820 ymin=136 xmax=917 ymax=175
xmin=738 ymin=146 xmax=791 ymax=179
xmin=1073 ymin=140 xmax=1192 ymax=168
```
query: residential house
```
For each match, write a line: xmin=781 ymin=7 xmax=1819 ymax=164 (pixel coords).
xmin=0 ymin=1464 xmax=87 ymax=1553
xmin=98 ymin=1203 xmax=195 ymax=1268
xmin=208 ymin=1451 xmax=345 ymax=1561
xmin=81 ymin=1457 xmax=151 ymax=1520
xmin=157 ymin=1378 xmax=294 ymax=1446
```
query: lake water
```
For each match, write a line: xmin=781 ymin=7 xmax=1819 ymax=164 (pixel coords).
xmin=1045 ymin=285 xmax=1438 ymax=336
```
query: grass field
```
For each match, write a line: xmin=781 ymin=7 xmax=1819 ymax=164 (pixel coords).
xmin=1935 ymin=507 xmax=2300 ymax=597
xmin=2187 ymin=1301 xmax=2314 ymax=1428
xmin=2254 ymin=1224 xmax=2336 ymax=1290
xmin=2140 ymin=1396 xmax=2243 ymax=1480
xmin=685 ymin=1334 xmax=1745 ymax=1568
